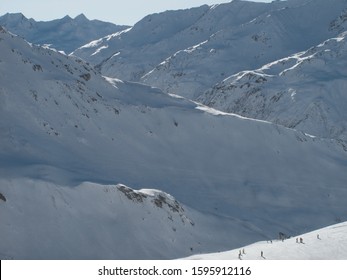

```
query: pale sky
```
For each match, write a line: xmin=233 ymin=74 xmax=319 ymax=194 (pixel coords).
xmin=0 ymin=0 xmax=272 ymax=25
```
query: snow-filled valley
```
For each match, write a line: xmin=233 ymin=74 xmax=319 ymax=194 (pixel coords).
xmin=1 ymin=0 xmax=347 ymax=260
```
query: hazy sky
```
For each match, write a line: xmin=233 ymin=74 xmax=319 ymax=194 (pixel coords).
xmin=0 ymin=0 xmax=272 ymax=25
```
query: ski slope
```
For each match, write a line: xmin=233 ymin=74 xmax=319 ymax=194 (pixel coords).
xmin=185 ymin=221 xmax=347 ymax=260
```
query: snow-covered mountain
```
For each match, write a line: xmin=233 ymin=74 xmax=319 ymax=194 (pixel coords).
xmin=73 ymin=0 xmax=347 ymax=97
xmin=72 ymin=5 xmax=215 ymax=80
xmin=141 ymin=0 xmax=347 ymax=99
xmin=70 ymin=0 xmax=347 ymax=144
xmin=1 ymin=179 xmax=261 ymax=260
xmin=5 ymin=0 xmax=347 ymax=145
xmin=184 ymin=221 xmax=347 ymax=260
xmin=0 ymin=13 xmax=129 ymax=54
xmin=198 ymin=31 xmax=347 ymax=141
xmin=72 ymin=0 xmax=297 ymax=80
xmin=1 ymin=25 xmax=347 ymax=259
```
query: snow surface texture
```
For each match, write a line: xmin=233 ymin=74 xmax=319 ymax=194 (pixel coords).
xmin=0 ymin=13 xmax=129 ymax=54
xmin=184 ymin=221 xmax=347 ymax=260
xmin=1 ymin=1 xmax=347 ymax=259
xmin=72 ymin=0 xmax=347 ymax=142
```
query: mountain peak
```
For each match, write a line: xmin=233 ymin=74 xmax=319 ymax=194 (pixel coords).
xmin=74 ymin=13 xmax=88 ymax=21
xmin=61 ymin=15 xmax=72 ymax=21
xmin=2 ymin=12 xmax=28 ymax=22
xmin=0 ymin=12 xmax=129 ymax=53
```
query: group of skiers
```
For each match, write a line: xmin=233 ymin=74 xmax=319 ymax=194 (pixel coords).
xmin=237 ymin=233 xmax=321 ymax=259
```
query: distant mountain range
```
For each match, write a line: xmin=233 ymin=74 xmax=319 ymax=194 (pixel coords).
xmin=0 ymin=12 xmax=129 ymax=53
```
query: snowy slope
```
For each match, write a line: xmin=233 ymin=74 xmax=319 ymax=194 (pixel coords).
xmin=184 ymin=221 xmax=347 ymax=260
xmin=142 ymin=0 xmax=347 ymax=99
xmin=72 ymin=0 xmax=347 ymax=99
xmin=1 ymin=26 xmax=347 ymax=259
xmin=72 ymin=5 xmax=212 ymax=80
xmin=0 ymin=179 xmax=263 ymax=259
xmin=72 ymin=1 xmax=279 ymax=80
xmin=0 ymin=13 xmax=128 ymax=54
xmin=198 ymin=31 xmax=347 ymax=141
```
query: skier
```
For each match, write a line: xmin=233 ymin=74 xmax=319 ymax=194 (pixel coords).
xmin=261 ymin=251 xmax=264 ymax=258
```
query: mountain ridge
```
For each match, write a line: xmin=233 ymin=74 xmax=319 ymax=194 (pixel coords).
xmin=198 ymin=31 xmax=347 ymax=141
xmin=69 ymin=0 xmax=347 ymax=144
xmin=0 ymin=12 xmax=129 ymax=53
xmin=141 ymin=0 xmax=347 ymax=99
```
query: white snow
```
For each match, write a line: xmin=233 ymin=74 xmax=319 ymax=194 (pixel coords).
xmin=184 ymin=222 xmax=347 ymax=260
